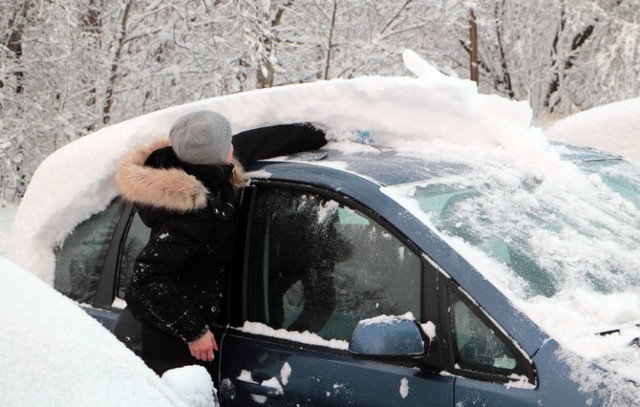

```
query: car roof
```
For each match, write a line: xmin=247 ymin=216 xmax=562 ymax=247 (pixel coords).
xmin=253 ymin=141 xmax=627 ymax=187
xmin=253 ymin=144 xmax=477 ymax=187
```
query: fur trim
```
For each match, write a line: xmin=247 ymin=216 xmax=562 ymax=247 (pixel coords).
xmin=230 ymin=158 xmax=250 ymax=189
xmin=115 ymin=138 xmax=208 ymax=212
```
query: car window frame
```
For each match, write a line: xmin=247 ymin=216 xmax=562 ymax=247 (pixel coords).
xmin=92 ymin=200 xmax=136 ymax=309
xmin=439 ymin=280 xmax=538 ymax=385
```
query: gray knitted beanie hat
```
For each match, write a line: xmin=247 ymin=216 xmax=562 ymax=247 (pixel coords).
xmin=169 ymin=110 xmax=232 ymax=165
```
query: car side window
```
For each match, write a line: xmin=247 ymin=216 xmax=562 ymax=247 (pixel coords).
xmin=449 ymin=289 xmax=530 ymax=379
xmin=117 ymin=210 xmax=150 ymax=299
xmin=247 ymin=187 xmax=422 ymax=342
xmin=54 ymin=199 xmax=126 ymax=303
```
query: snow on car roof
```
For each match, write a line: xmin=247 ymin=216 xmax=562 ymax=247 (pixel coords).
xmin=7 ymin=50 xmax=545 ymax=285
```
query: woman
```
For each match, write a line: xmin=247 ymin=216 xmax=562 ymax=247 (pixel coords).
xmin=113 ymin=110 xmax=247 ymax=374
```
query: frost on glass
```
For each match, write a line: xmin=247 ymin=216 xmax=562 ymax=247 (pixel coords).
xmin=451 ymin=291 xmax=518 ymax=374
xmin=409 ymin=160 xmax=640 ymax=299
xmin=54 ymin=199 xmax=125 ymax=303
xmin=330 ymin=214 xmax=421 ymax=335
xmin=576 ymin=159 xmax=640 ymax=211
xmin=249 ymin=188 xmax=421 ymax=342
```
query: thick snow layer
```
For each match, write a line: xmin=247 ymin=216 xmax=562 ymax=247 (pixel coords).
xmin=0 ymin=256 xmax=186 ymax=407
xmin=7 ymin=50 xmax=536 ymax=284
xmin=546 ymin=97 xmax=640 ymax=161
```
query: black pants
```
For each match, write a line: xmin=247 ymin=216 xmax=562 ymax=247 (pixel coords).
xmin=114 ymin=308 xmax=201 ymax=376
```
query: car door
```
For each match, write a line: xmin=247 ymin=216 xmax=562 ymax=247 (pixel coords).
xmin=218 ymin=184 xmax=454 ymax=406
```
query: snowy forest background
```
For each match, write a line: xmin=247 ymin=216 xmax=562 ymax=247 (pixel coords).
xmin=1 ymin=0 xmax=639 ymax=203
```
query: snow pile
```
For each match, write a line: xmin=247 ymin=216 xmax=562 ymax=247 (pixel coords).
xmin=162 ymin=366 xmax=219 ymax=407
xmin=546 ymin=97 xmax=640 ymax=161
xmin=0 ymin=256 xmax=186 ymax=407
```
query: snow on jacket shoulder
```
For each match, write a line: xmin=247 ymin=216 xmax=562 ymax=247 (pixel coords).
xmin=114 ymin=139 xmax=237 ymax=343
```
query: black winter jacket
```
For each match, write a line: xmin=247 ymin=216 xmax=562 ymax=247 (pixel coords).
xmin=115 ymin=139 xmax=237 ymax=342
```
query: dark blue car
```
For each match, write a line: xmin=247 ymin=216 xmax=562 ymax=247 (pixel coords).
xmin=53 ymin=139 xmax=639 ymax=406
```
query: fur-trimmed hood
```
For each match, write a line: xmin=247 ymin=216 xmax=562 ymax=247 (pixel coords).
xmin=115 ymin=138 xmax=209 ymax=212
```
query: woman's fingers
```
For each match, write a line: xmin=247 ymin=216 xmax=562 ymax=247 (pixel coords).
xmin=188 ymin=329 xmax=217 ymax=361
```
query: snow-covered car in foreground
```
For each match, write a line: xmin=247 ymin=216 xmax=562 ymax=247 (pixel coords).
xmin=546 ymin=97 xmax=640 ymax=162
xmin=8 ymin=51 xmax=640 ymax=405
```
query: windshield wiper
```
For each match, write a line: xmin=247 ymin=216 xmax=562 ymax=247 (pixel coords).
xmin=596 ymin=323 xmax=640 ymax=336
xmin=596 ymin=324 xmax=640 ymax=347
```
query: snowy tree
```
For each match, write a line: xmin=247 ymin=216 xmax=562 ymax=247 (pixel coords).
xmin=1 ymin=0 xmax=639 ymax=201
xmin=1 ymin=0 xmax=95 ymax=201
xmin=443 ymin=0 xmax=640 ymax=116
xmin=0 ymin=0 xmax=240 ymax=201
xmin=101 ymin=0 xmax=244 ymax=117
xmin=564 ymin=1 xmax=640 ymax=112
xmin=233 ymin=0 xmax=295 ymax=89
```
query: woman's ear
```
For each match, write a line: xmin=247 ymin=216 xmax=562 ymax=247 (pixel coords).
xmin=223 ymin=144 xmax=234 ymax=164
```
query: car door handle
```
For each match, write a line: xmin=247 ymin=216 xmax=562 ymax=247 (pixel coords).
xmin=236 ymin=379 xmax=283 ymax=398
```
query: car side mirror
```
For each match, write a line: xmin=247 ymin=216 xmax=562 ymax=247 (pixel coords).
xmin=349 ymin=315 xmax=425 ymax=356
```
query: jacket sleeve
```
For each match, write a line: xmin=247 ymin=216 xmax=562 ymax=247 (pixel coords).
xmin=125 ymin=208 xmax=213 ymax=342
xmin=232 ymin=123 xmax=327 ymax=166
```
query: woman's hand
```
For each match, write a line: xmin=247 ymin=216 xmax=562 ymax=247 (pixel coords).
xmin=188 ymin=329 xmax=219 ymax=362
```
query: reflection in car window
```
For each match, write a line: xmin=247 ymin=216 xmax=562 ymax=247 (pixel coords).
xmin=449 ymin=289 xmax=529 ymax=379
xmin=117 ymin=210 xmax=150 ymax=299
xmin=54 ymin=199 xmax=126 ymax=303
xmin=247 ymin=188 xmax=421 ymax=342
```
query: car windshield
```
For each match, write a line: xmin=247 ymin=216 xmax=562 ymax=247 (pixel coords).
xmin=381 ymin=150 xmax=640 ymax=300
